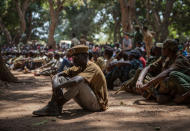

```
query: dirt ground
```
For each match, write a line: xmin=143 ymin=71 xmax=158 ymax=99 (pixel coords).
xmin=0 ymin=71 xmax=190 ymax=131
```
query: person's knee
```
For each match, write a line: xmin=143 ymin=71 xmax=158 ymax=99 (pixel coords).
xmin=77 ymin=81 xmax=89 ymax=90
xmin=169 ymin=71 xmax=182 ymax=78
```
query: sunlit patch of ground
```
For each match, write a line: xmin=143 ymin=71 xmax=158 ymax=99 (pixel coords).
xmin=0 ymin=71 xmax=190 ymax=131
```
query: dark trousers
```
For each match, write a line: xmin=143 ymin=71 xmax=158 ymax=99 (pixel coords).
xmin=106 ymin=66 xmax=130 ymax=90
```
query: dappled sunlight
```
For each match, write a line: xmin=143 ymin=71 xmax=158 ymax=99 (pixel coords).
xmin=1 ymin=71 xmax=190 ymax=130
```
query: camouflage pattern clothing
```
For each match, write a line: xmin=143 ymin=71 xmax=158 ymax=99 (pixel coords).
xmin=166 ymin=55 xmax=190 ymax=103
xmin=146 ymin=56 xmax=160 ymax=66
xmin=141 ymin=56 xmax=176 ymax=99
xmin=141 ymin=55 xmax=190 ymax=103
xmin=122 ymin=56 xmax=175 ymax=95
xmin=25 ymin=57 xmax=45 ymax=70
xmin=13 ymin=55 xmax=26 ymax=70
xmin=35 ymin=59 xmax=61 ymax=76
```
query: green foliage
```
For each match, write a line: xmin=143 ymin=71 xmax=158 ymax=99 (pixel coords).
xmin=135 ymin=0 xmax=190 ymax=41
xmin=172 ymin=0 xmax=190 ymax=39
xmin=0 ymin=0 xmax=19 ymax=35
xmin=0 ymin=0 xmax=190 ymax=45
xmin=58 ymin=2 xmax=103 ymax=42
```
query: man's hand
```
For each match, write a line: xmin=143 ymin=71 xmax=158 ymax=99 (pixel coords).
xmin=136 ymin=80 xmax=144 ymax=94
xmin=136 ymin=80 xmax=143 ymax=88
xmin=136 ymin=82 xmax=152 ymax=94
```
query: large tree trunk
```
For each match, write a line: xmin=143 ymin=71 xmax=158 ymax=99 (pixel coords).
xmin=47 ymin=16 xmax=58 ymax=49
xmin=113 ymin=4 xmax=121 ymax=43
xmin=0 ymin=50 xmax=17 ymax=82
xmin=114 ymin=21 xmax=120 ymax=42
xmin=114 ymin=19 xmax=121 ymax=43
xmin=15 ymin=0 xmax=32 ymax=33
xmin=23 ymin=11 xmax=33 ymax=44
xmin=47 ymin=0 xmax=64 ymax=49
xmin=14 ymin=0 xmax=33 ymax=45
xmin=118 ymin=0 xmax=136 ymax=33
xmin=159 ymin=0 xmax=175 ymax=42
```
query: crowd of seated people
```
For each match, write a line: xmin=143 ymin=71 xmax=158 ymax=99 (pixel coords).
xmin=2 ymin=33 xmax=190 ymax=108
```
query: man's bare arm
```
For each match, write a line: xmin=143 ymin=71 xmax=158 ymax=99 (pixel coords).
xmin=137 ymin=65 xmax=150 ymax=82
xmin=136 ymin=65 xmax=150 ymax=88
xmin=58 ymin=76 xmax=84 ymax=88
xmin=141 ymin=65 xmax=176 ymax=89
xmin=39 ymin=61 xmax=54 ymax=69
xmin=52 ymin=75 xmax=84 ymax=90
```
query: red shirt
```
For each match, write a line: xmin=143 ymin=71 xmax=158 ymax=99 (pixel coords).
xmin=139 ymin=56 xmax=146 ymax=67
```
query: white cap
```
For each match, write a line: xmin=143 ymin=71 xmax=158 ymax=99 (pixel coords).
xmin=156 ymin=43 xmax=163 ymax=48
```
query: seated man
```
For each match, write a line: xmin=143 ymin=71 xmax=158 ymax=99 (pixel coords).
xmin=12 ymin=52 xmax=26 ymax=70
xmin=118 ymin=41 xmax=171 ymax=94
xmin=146 ymin=43 xmax=162 ymax=65
xmin=92 ymin=51 xmax=106 ymax=71
xmin=24 ymin=51 xmax=45 ymax=73
xmin=30 ymin=51 xmax=47 ymax=69
xmin=103 ymin=46 xmax=115 ymax=74
xmin=57 ymin=51 xmax=72 ymax=73
xmin=166 ymin=55 xmax=190 ymax=104
xmin=33 ymin=45 xmax=108 ymax=116
xmin=135 ymin=40 xmax=184 ymax=103
xmin=117 ymin=44 xmax=162 ymax=93
xmin=34 ymin=52 xmax=61 ymax=76
xmin=106 ymin=49 xmax=143 ymax=90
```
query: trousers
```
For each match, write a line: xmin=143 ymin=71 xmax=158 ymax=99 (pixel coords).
xmin=53 ymin=77 xmax=101 ymax=112
xmin=168 ymin=71 xmax=190 ymax=96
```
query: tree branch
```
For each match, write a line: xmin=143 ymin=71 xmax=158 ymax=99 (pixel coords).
xmin=48 ymin=0 xmax=56 ymax=19
xmin=56 ymin=0 xmax=66 ymax=14
xmin=14 ymin=0 xmax=31 ymax=33
xmin=22 ymin=0 xmax=31 ymax=14
xmin=163 ymin=0 xmax=176 ymax=24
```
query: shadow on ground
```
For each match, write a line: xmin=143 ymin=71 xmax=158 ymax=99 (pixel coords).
xmin=1 ymin=71 xmax=190 ymax=131
xmin=0 ymin=113 xmax=190 ymax=131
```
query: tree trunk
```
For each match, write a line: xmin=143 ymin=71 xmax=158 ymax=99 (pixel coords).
xmin=47 ymin=17 xmax=58 ymax=49
xmin=23 ymin=11 xmax=33 ymax=45
xmin=118 ymin=0 xmax=136 ymax=33
xmin=47 ymin=0 xmax=64 ymax=49
xmin=0 ymin=50 xmax=17 ymax=82
xmin=113 ymin=5 xmax=121 ymax=43
xmin=14 ymin=0 xmax=33 ymax=45
xmin=15 ymin=0 xmax=31 ymax=34
xmin=114 ymin=20 xmax=121 ymax=43
xmin=159 ymin=0 xmax=175 ymax=41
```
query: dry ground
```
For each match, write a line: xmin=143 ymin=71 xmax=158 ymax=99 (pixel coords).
xmin=0 ymin=71 xmax=190 ymax=131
